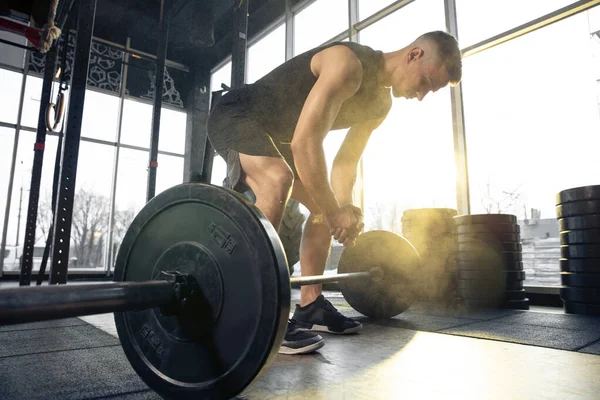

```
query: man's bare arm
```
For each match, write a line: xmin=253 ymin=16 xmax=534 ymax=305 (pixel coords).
xmin=290 ymin=45 xmax=363 ymax=219
xmin=330 ymin=117 xmax=386 ymax=206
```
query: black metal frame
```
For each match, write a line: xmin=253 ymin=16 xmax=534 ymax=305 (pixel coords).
xmin=146 ymin=0 xmax=170 ymax=201
xmin=230 ymin=0 xmax=249 ymax=89
xmin=18 ymin=46 xmax=59 ymax=286
xmin=49 ymin=0 xmax=98 ymax=284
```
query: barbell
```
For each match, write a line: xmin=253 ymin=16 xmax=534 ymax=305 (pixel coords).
xmin=0 ymin=183 xmax=421 ymax=399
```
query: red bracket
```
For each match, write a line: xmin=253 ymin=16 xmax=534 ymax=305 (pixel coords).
xmin=0 ymin=17 xmax=42 ymax=49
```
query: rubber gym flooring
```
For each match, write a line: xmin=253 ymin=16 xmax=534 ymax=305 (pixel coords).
xmin=0 ymin=288 xmax=599 ymax=399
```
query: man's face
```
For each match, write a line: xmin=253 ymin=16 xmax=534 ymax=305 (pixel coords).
xmin=391 ymin=49 xmax=450 ymax=101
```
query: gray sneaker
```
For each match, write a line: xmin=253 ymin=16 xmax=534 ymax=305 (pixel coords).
xmin=278 ymin=320 xmax=325 ymax=355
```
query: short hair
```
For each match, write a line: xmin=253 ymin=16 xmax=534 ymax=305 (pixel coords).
xmin=415 ymin=31 xmax=462 ymax=86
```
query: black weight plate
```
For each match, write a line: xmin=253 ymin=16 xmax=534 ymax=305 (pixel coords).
xmin=457 ymin=261 xmax=523 ymax=271
xmin=113 ymin=183 xmax=289 ymax=400
xmin=561 ymin=272 xmax=600 ymax=288
xmin=456 ymin=251 xmax=522 ymax=262
xmin=558 ymin=215 xmax=600 ymax=231
xmin=457 ymin=241 xmax=522 ymax=253
xmin=504 ymin=299 xmax=530 ymax=310
xmin=458 ymin=269 xmax=525 ymax=282
xmin=454 ymin=223 xmax=520 ymax=234
xmin=458 ymin=285 xmax=504 ymax=302
xmin=456 ymin=232 xmax=521 ymax=243
xmin=458 ymin=279 xmax=523 ymax=291
xmin=556 ymin=185 xmax=600 ymax=205
xmin=561 ymin=244 xmax=600 ymax=258
xmin=560 ymin=229 xmax=600 ymax=245
xmin=453 ymin=214 xmax=517 ymax=225
xmin=556 ymin=201 xmax=600 ymax=218
xmin=560 ymin=287 xmax=600 ymax=304
xmin=338 ymin=230 xmax=419 ymax=319
xmin=563 ymin=301 xmax=600 ymax=316
xmin=560 ymin=258 xmax=600 ymax=273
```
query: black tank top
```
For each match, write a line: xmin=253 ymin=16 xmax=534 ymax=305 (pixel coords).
xmin=224 ymin=41 xmax=392 ymax=143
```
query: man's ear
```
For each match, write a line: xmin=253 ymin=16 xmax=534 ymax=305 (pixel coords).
xmin=408 ymin=47 xmax=424 ymax=62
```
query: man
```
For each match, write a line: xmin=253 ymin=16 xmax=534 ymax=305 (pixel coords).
xmin=207 ymin=30 xmax=462 ymax=355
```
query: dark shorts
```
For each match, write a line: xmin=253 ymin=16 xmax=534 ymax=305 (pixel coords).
xmin=207 ymin=94 xmax=297 ymax=192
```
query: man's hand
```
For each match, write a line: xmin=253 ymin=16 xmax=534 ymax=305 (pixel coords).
xmin=327 ymin=204 xmax=364 ymax=247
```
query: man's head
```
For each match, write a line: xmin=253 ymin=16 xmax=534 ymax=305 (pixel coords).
xmin=385 ymin=31 xmax=462 ymax=101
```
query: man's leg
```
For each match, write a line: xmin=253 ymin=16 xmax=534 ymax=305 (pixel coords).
xmin=237 ymin=153 xmax=325 ymax=354
xmin=290 ymin=180 xmax=362 ymax=334
xmin=238 ymin=153 xmax=294 ymax=231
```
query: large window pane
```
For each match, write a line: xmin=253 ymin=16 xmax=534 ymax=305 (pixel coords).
xmin=0 ymin=29 xmax=26 ymax=69
xmin=156 ymin=153 xmax=184 ymax=195
xmin=81 ymin=90 xmax=120 ymax=142
xmin=359 ymin=0 xmax=453 ymax=233
xmin=210 ymin=155 xmax=227 ymax=186
xmin=0 ymin=128 xmax=15 ymax=269
xmin=359 ymin=0 xmax=397 ymax=21
xmin=159 ymin=108 xmax=186 ymax=154
xmin=456 ymin=0 xmax=574 ymax=48
xmin=70 ymin=141 xmax=115 ymax=269
xmin=247 ymin=24 xmax=286 ymax=84
xmin=4 ymin=131 xmax=58 ymax=272
xmin=0 ymin=69 xmax=23 ymax=124
xmin=120 ymin=99 xmax=152 ymax=148
xmin=294 ymin=0 xmax=349 ymax=55
xmin=112 ymin=148 xmax=148 ymax=269
xmin=211 ymin=62 xmax=231 ymax=94
xmin=21 ymin=76 xmax=69 ymax=129
xmin=463 ymin=11 xmax=600 ymax=286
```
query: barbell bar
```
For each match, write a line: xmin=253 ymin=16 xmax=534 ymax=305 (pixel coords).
xmin=0 ymin=269 xmax=378 ymax=326
xmin=0 ymin=183 xmax=420 ymax=399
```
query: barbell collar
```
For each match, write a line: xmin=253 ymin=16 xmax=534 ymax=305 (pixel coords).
xmin=290 ymin=271 xmax=371 ymax=287
xmin=0 ymin=280 xmax=176 ymax=326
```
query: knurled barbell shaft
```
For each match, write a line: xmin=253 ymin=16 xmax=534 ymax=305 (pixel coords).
xmin=0 ymin=281 xmax=176 ymax=326
xmin=290 ymin=271 xmax=371 ymax=287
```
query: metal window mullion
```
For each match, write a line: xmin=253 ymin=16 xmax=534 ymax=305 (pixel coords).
xmin=104 ymin=38 xmax=130 ymax=275
xmin=0 ymin=50 xmax=31 ymax=277
xmin=445 ymin=0 xmax=470 ymax=215
xmin=354 ymin=0 xmax=416 ymax=32
xmin=348 ymin=0 xmax=359 ymax=42
xmin=285 ymin=0 xmax=294 ymax=61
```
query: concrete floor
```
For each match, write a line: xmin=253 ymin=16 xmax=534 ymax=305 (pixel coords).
xmin=2 ymin=283 xmax=600 ymax=399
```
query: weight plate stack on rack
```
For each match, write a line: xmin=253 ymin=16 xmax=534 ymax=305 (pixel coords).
xmin=401 ymin=208 xmax=458 ymax=305
xmin=453 ymin=214 xmax=529 ymax=310
xmin=556 ymin=184 xmax=600 ymax=316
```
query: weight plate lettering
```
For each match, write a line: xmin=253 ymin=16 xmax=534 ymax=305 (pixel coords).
xmin=560 ymin=287 xmax=600 ymax=304
xmin=556 ymin=200 xmax=600 ymax=218
xmin=560 ymin=258 xmax=600 ymax=273
xmin=453 ymin=214 xmax=517 ymax=225
xmin=558 ymin=215 xmax=600 ymax=231
xmin=454 ymin=223 xmax=520 ymax=235
xmin=561 ymin=244 xmax=600 ymax=259
xmin=556 ymin=185 xmax=600 ymax=205
xmin=113 ymin=183 xmax=289 ymax=399
xmin=561 ymin=272 xmax=600 ymax=288
xmin=338 ymin=230 xmax=419 ymax=319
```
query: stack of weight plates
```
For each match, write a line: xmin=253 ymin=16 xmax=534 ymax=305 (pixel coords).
xmin=402 ymin=208 xmax=458 ymax=305
xmin=453 ymin=214 xmax=528 ymax=310
xmin=556 ymin=185 xmax=600 ymax=316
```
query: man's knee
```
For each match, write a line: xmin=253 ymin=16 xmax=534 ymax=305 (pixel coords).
xmin=262 ymin=164 xmax=294 ymax=194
